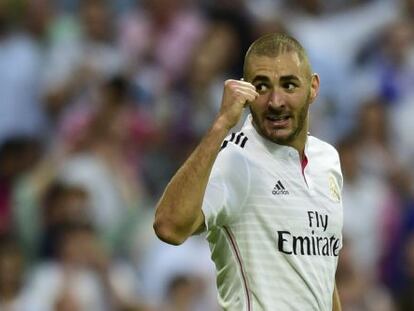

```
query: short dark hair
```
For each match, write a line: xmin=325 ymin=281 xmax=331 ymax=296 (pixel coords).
xmin=243 ymin=33 xmax=311 ymax=78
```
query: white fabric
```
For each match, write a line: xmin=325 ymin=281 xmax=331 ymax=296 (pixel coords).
xmin=140 ymin=235 xmax=218 ymax=309
xmin=58 ymin=153 xmax=126 ymax=231
xmin=26 ymin=261 xmax=139 ymax=311
xmin=27 ymin=263 xmax=106 ymax=311
xmin=202 ymin=115 xmax=343 ymax=310
xmin=0 ymin=288 xmax=42 ymax=311
xmin=43 ymin=37 xmax=123 ymax=91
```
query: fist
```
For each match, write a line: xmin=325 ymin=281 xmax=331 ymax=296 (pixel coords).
xmin=218 ymin=79 xmax=258 ymax=130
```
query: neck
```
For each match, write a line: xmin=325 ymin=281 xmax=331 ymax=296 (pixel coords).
xmin=277 ymin=118 xmax=308 ymax=160
xmin=290 ymin=114 xmax=309 ymax=160
xmin=251 ymin=115 xmax=309 ymax=160
xmin=288 ymin=128 xmax=308 ymax=160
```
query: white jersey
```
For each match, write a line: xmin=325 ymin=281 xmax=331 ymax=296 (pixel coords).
xmin=202 ymin=115 xmax=343 ymax=311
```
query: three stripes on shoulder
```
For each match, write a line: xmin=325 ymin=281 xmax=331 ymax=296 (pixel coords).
xmin=221 ymin=132 xmax=248 ymax=150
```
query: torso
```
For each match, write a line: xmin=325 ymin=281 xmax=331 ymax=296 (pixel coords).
xmin=205 ymin=118 xmax=343 ymax=311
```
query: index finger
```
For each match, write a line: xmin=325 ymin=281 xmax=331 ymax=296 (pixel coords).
xmin=239 ymin=78 xmax=256 ymax=89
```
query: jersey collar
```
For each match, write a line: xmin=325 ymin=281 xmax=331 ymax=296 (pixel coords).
xmin=242 ymin=114 xmax=310 ymax=160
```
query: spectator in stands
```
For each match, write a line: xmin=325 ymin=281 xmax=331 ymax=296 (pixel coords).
xmin=30 ymin=223 xmax=148 ymax=311
xmin=0 ymin=0 xmax=414 ymax=309
xmin=162 ymin=275 xmax=205 ymax=311
xmin=43 ymin=0 xmax=124 ymax=120
xmin=0 ymin=137 xmax=41 ymax=235
xmin=336 ymin=239 xmax=395 ymax=311
xmin=338 ymin=135 xmax=392 ymax=281
xmin=39 ymin=182 xmax=91 ymax=259
xmin=0 ymin=235 xmax=38 ymax=310
xmin=0 ymin=0 xmax=49 ymax=144
xmin=354 ymin=99 xmax=396 ymax=178
xmin=118 ymin=0 xmax=205 ymax=86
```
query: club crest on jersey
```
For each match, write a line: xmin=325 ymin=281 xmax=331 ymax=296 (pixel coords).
xmin=328 ymin=174 xmax=340 ymax=202
xmin=272 ymin=180 xmax=289 ymax=195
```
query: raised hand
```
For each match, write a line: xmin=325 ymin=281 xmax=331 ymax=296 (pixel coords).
xmin=217 ymin=79 xmax=259 ymax=130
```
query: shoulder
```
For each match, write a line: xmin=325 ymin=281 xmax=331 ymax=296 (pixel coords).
xmin=218 ymin=130 xmax=251 ymax=160
xmin=308 ymin=136 xmax=340 ymax=163
xmin=308 ymin=136 xmax=342 ymax=174
xmin=220 ymin=131 xmax=249 ymax=152
xmin=308 ymin=136 xmax=343 ymax=188
xmin=212 ymin=130 xmax=251 ymax=180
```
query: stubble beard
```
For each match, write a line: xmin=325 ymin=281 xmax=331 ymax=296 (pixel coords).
xmin=250 ymin=95 xmax=310 ymax=145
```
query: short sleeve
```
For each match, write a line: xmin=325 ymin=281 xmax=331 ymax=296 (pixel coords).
xmin=332 ymin=147 xmax=343 ymax=191
xmin=202 ymin=148 xmax=250 ymax=230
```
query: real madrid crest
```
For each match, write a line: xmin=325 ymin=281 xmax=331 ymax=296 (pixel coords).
xmin=328 ymin=173 xmax=341 ymax=203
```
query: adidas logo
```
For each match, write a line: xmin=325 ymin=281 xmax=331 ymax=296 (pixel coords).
xmin=221 ymin=132 xmax=248 ymax=150
xmin=272 ymin=180 xmax=289 ymax=195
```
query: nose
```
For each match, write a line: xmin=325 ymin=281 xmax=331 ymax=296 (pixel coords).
xmin=268 ymin=88 xmax=285 ymax=109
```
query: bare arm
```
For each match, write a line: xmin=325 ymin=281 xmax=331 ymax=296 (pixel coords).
xmin=153 ymin=80 xmax=258 ymax=245
xmin=332 ymin=283 xmax=342 ymax=311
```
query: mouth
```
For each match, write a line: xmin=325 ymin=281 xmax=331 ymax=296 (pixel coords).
xmin=265 ymin=114 xmax=291 ymax=128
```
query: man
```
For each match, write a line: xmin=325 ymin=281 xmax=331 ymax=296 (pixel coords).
xmin=154 ymin=33 xmax=343 ymax=311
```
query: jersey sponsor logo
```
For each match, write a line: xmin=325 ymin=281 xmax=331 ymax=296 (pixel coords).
xmin=220 ymin=132 xmax=248 ymax=150
xmin=272 ymin=180 xmax=289 ymax=195
xmin=277 ymin=230 xmax=341 ymax=257
xmin=276 ymin=211 xmax=341 ymax=257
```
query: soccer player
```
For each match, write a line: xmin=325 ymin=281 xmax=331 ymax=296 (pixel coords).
xmin=154 ymin=33 xmax=343 ymax=311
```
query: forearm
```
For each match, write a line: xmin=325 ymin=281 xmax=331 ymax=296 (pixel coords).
xmin=154 ymin=79 xmax=258 ymax=245
xmin=154 ymin=118 xmax=230 ymax=245
xmin=332 ymin=283 xmax=342 ymax=311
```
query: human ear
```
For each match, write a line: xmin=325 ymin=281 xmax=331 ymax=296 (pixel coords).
xmin=309 ymin=74 xmax=320 ymax=104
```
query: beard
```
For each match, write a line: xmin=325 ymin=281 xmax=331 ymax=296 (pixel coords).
xmin=250 ymin=93 xmax=310 ymax=145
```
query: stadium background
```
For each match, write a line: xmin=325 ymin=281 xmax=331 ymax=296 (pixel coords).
xmin=0 ymin=0 xmax=413 ymax=310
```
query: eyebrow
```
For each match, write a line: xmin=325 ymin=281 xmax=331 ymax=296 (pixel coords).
xmin=251 ymin=75 xmax=270 ymax=84
xmin=251 ymin=74 xmax=301 ymax=84
xmin=280 ymin=75 xmax=300 ymax=82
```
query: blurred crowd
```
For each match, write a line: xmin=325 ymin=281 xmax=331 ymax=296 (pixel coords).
xmin=0 ymin=0 xmax=414 ymax=310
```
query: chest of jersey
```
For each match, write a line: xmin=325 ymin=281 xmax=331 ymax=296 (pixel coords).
xmin=239 ymin=151 xmax=343 ymax=258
